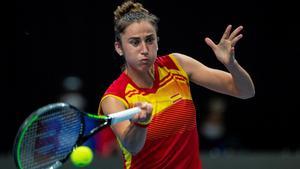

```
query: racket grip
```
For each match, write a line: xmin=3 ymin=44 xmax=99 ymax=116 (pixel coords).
xmin=109 ymin=107 xmax=141 ymax=125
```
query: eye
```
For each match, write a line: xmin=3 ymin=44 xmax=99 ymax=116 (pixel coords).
xmin=129 ymin=39 xmax=140 ymax=47
xmin=145 ymin=37 xmax=155 ymax=44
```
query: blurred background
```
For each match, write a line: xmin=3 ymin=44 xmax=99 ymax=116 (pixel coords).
xmin=6 ymin=0 xmax=300 ymax=168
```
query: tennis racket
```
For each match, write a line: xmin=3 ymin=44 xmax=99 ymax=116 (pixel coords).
xmin=13 ymin=102 xmax=141 ymax=169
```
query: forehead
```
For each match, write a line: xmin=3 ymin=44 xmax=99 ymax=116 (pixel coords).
xmin=122 ymin=21 xmax=156 ymax=38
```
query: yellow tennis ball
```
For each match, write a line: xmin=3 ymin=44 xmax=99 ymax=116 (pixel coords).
xmin=70 ymin=146 xmax=94 ymax=167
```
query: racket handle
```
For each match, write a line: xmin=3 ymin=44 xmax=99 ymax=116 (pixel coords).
xmin=109 ymin=107 xmax=141 ymax=125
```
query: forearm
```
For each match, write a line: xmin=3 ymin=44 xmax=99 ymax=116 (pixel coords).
xmin=119 ymin=122 xmax=147 ymax=155
xmin=101 ymin=98 xmax=152 ymax=155
xmin=225 ymin=59 xmax=255 ymax=99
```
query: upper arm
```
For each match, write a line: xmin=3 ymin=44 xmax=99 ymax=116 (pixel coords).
xmin=100 ymin=96 xmax=131 ymax=141
xmin=172 ymin=53 xmax=237 ymax=96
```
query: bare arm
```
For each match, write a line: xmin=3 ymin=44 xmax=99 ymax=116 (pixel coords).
xmin=100 ymin=96 xmax=152 ymax=155
xmin=173 ymin=25 xmax=255 ymax=99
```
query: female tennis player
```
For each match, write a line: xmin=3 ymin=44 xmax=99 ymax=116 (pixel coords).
xmin=98 ymin=1 xmax=255 ymax=168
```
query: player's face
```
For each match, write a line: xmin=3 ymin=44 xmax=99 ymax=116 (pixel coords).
xmin=116 ymin=21 xmax=158 ymax=72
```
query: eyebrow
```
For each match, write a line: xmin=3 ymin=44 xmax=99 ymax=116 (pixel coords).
xmin=128 ymin=34 xmax=155 ymax=40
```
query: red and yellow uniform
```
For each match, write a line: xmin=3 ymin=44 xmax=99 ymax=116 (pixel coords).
xmin=99 ymin=54 xmax=202 ymax=169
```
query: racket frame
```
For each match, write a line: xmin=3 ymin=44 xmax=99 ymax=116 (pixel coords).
xmin=13 ymin=102 xmax=140 ymax=169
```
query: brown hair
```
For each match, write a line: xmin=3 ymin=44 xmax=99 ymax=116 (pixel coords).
xmin=114 ymin=0 xmax=159 ymax=42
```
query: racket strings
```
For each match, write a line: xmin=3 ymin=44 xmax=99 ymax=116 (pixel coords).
xmin=19 ymin=107 xmax=82 ymax=169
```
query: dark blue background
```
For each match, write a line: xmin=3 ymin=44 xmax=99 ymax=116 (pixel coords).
xmin=7 ymin=0 xmax=300 ymax=154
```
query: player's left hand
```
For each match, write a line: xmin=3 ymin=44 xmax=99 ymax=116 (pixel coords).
xmin=204 ymin=25 xmax=243 ymax=66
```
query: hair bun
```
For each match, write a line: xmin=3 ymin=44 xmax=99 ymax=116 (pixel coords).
xmin=114 ymin=1 xmax=149 ymax=21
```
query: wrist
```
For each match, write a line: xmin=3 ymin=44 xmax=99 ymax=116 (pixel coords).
xmin=225 ymin=59 xmax=238 ymax=70
xmin=131 ymin=121 xmax=149 ymax=128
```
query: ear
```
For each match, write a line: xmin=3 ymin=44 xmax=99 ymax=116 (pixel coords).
xmin=156 ymin=36 xmax=160 ymax=51
xmin=114 ymin=41 xmax=123 ymax=56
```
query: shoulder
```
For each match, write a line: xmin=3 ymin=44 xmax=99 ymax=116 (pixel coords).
xmin=170 ymin=53 xmax=194 ymax=65
xmin=156 ymin=54 xmax=178 ymax=69
xmin=168 ymin=53 xmax=207 ymax=78
xmin=160 ymin=53 xmax=197 ymax=70
xmin=103 ymin=73 xmax=129 ymax=98
xmin=156 ymin=53 xmax=193 ymax=68
xmin=157 ymin=53 xmax=195 ymax=68
xmin=99 ymin=75 xmax=130 ymax=115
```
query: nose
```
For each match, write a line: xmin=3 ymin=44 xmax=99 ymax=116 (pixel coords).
xmin=141 ymin=41 xmax=149 ymax=56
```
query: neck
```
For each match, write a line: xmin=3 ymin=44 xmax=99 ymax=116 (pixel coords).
xmin=125 ymin=65 xmax=155 ymax=88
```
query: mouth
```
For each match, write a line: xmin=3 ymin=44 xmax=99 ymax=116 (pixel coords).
xmin=140 ymin=58 xmax=151 ymax=64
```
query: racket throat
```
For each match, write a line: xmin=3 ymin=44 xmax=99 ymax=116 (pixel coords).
xmin=77 ymin=120 xmax=111 ymax=146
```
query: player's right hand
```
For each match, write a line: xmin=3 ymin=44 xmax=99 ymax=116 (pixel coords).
xmin=131 ymin=102 xmax=153 ymax=124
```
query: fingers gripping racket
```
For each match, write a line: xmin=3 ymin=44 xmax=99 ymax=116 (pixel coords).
xmin=13 ymin=102 xmax=141 ymax=169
